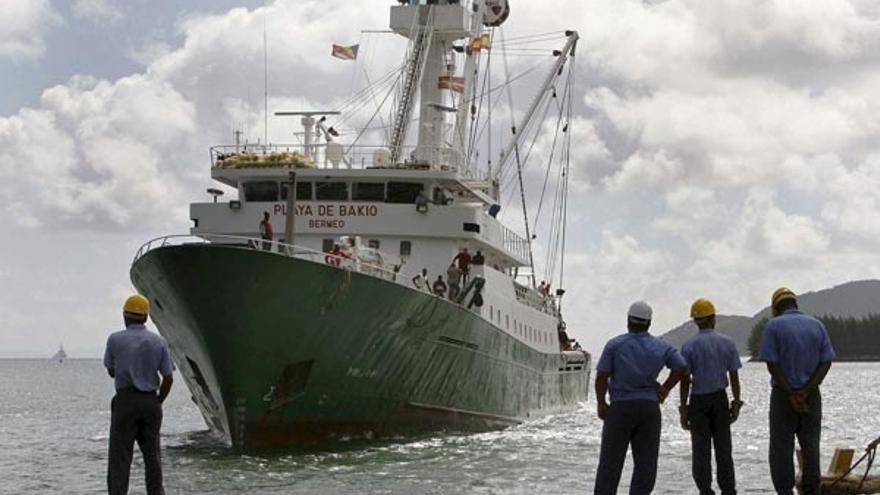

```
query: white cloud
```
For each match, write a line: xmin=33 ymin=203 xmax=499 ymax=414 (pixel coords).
xmin=0 ymin=75 xmax=196 ymax=229
xmin=3 ymin=0 xmax=880 ymax=356
xmin=821 ymin=159 xmax=880 ymax=240
xmin=126 ymin=40 xmax=172 ymax=66
xmin=72 ymin=0 xmax=124 ymax=24
xmin=602 ymin=149 xmax=685 ymax=192
xmin=0 ymin=0 xmax=60 ymax=61
xmin=0 ymin=1 xmax=396 ymax=231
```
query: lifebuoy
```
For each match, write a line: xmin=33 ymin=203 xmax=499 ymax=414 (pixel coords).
xmin=325 ymin=254 xmax=341 ymax=267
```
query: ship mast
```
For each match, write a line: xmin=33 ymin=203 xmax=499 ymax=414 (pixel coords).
xmin=389 ymin=1 xmax=485 ymax=171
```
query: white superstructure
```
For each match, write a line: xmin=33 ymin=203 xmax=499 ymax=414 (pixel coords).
xmin=189 ymin=0 xmax=578 ymax=355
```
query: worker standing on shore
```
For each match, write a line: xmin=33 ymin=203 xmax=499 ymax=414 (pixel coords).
xmin=104 ymin=294 xmax=175 ymax=495
xmin=759 ymin=288 xmax=835 ymax=495
xmin=679 ymin=298 xmax=743 ymax=495
xmin=594 ymin=301 xmax=689 ymax=494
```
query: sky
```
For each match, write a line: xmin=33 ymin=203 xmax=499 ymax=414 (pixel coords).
xmin=1 ymin=0 xmax=880 ymax=357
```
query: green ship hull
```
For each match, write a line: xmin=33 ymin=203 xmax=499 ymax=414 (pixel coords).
xmin=130 ymin=244 xmax=591 ymax=448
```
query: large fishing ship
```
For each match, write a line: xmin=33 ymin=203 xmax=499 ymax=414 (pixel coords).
xmin=131 ymin=0 xmax=590 ymax=448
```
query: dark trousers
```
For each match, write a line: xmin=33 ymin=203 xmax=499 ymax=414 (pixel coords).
xmin=108 ymin=391 xmax=165 ymax=495
xmin=689 ymin=390 xmax=736 ymax=495
xmin=595 ymin=400 xmax=661 ymax=495
xmin=769 ymin=387 xmax=822 ymax=495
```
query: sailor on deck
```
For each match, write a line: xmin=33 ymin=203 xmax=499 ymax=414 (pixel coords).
xmin=759 ymin=288 xmax=835 ymax=495
xmin=679 ymin=298 xmax=743 ymax=495
xmin=259 ymin=211 xmax=273 ymax=251
xmin=594 ymin=301 xmax=689 ymax=495
xmin=104 ymin=295 xmax=175 ymax=495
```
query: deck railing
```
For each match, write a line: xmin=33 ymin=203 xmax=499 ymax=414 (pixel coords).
xmin=209 ymin=144 xmax=464 ymax=172
xmin=500 ymin=224 xmax=530 ymax=263
xmin=513 ymin=281 xmax=560 ymax=318
xmin=133 ymin=234 xmax=405 ymax=284
xmin=133 ymin=234 xmax=561 ymax=321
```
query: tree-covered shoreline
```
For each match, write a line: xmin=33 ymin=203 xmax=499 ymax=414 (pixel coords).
xmin=748 ymin=314 xmax=880 ymax=361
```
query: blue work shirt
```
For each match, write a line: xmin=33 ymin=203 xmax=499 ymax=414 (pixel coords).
xmin=103 ymin=324 xmax=175 ymax=393
xmin=681 ymin=329 xmax=742 ymax=396
xmin=759 ymin=309 xmax=835 ymax=389
xmin=597 ymin=332 xmax=688 ymax=402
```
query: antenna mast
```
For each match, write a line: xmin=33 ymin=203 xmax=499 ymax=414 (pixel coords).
xmin=263 ymin=17 xmax=269 ymax=146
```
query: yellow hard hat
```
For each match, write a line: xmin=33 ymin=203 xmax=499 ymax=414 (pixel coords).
xmin=123 ymin=294 xmax=150 ymax=316
xmin=771 ymin=287 xmax=796 ymax=307
xmin=690 ymin=298 xmax=716 ymax=319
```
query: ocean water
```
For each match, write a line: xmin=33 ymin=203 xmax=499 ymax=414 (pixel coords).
xmin=1 ymin=360 xmax=878 ymax=494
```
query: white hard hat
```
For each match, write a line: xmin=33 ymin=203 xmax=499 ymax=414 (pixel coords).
xmin=628 ymin=300 xmax=653 ymax=322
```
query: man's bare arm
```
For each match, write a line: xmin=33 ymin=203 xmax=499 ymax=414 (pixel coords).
xmin=659 ymin=366 xmax=688 ymax=400
xmin=766 ymin=363 xmax=792 ymax=394
xmin=679 ymin=374 xmax=691 ymax=406
xmin=595 ymin=372 xmax=610 ymax=404
xmin=158 ymin=374 xmax=173 ymax=404
xmin=804 ymin=361 xmax=832 ymax=395
xmin=729 ymin=370 xmax=741 ymax=402
xmin=595 ymin=372 xmax=610 ymax=420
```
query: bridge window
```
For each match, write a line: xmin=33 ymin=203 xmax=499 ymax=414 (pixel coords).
xmin=399 ymin=240 xmax=412 ymax=256
xmin=281 ymin=182 xmax=313 ymax=200
xmin=322 ymin=239 xmax=334 ymax=252
xmin=353 ymin=182 xmax=385 ymax=201
xmin=316 ymin=182 xmax=348 ymax=200
xmin=463 ymin=222 xmax=481 ymax=233
xmin=243 ymin=181 xmax=279 ymax=202
xmin=386 ymin=182 xmax=422 ymax=203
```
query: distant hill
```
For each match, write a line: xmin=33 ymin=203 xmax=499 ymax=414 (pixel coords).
xmin=753 ymin=280 xmax=880 ymax=320
xmin=660 ymin=315 xmax=755 ymax=352
xmin=660 ymin=280 xmax=880 ymax=354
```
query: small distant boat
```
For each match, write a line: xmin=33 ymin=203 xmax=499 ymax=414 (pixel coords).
xmin=52 ymin=345 xmax=67 ymax=363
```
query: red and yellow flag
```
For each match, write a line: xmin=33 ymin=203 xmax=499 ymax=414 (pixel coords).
xmin=468 ymin=34 xmax=491 ymax=54
xmin=438 ymin=76 xmax=465 ymax=93
xmin=331 ymin=44 xmax=359 ymax=60
xmin=479 ymin=33 xmax=491 ymax=50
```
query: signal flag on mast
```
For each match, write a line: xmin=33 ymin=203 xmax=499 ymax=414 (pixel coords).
xmin=438 ymin=76 xmax=465 ymax=93
xmin=467 ymin=34 xmax=490 ymax=54
xmin=331 ymin=44 xmax=359 ymax=60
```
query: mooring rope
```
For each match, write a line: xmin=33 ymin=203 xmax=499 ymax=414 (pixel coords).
xmin=826 ymin=435 xmax=880 ymax=493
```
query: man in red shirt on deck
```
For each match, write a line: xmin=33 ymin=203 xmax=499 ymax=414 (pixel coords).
xmin=259 ymin=211 xmax=273 ymax=251
xmin=453 ymin=248 xmax=472 ymax=286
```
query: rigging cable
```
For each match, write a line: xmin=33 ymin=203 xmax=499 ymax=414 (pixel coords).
xmin=546 ymin=60 xmax=576 ymax=289
xmin=467 ymin=29 xmax=493 ymax=174
xmin=345 ymin=72 xmax=401 ymax=151
xmin=559 ymin=50 xmax=575 ymax=304
xmin=500 ymin=27 xmax=536 ymax=286
xmin=531 ymin=83 xmax=566 ymax=232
